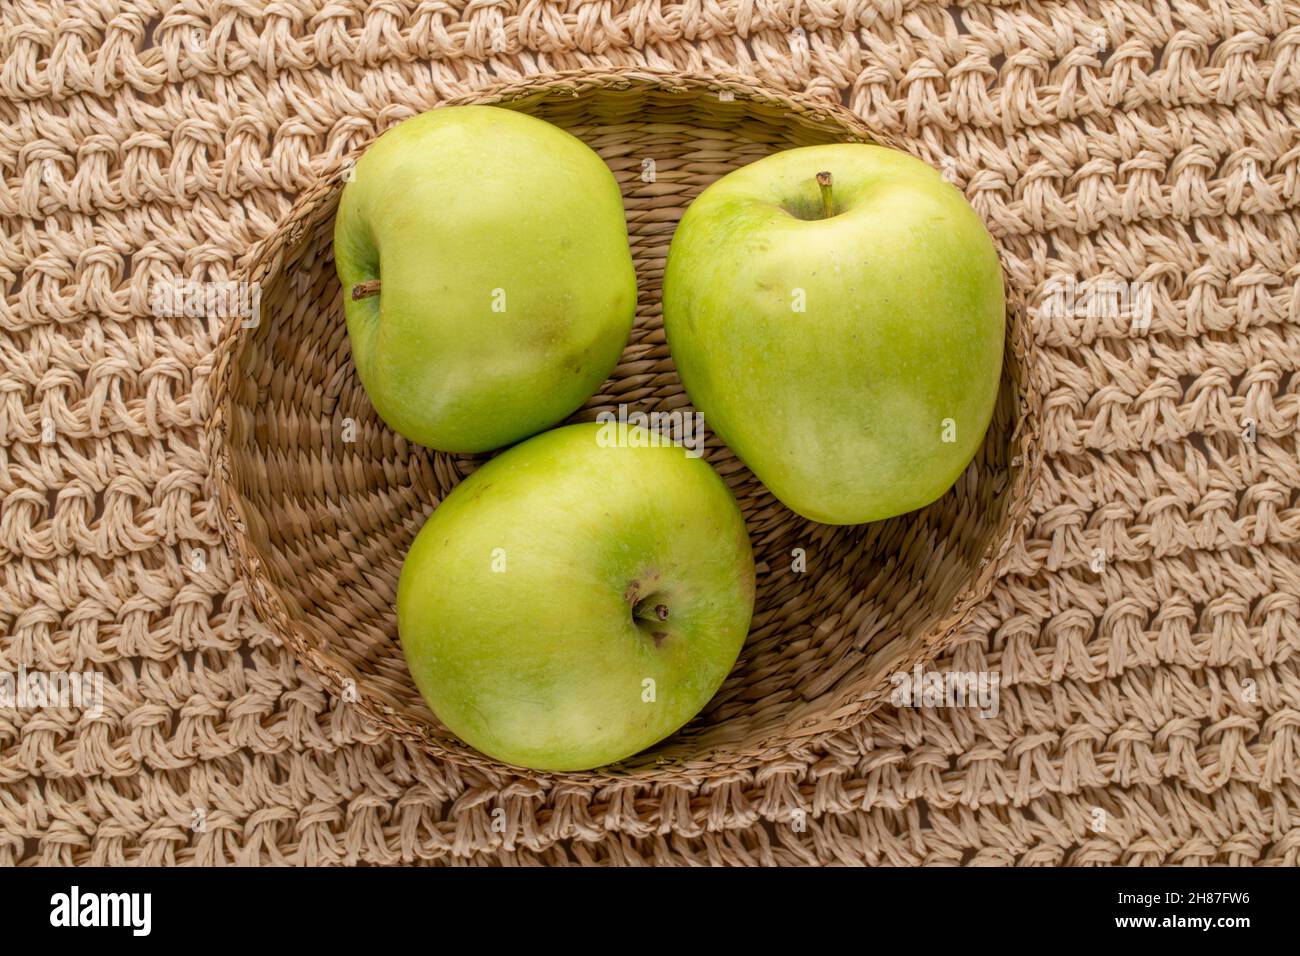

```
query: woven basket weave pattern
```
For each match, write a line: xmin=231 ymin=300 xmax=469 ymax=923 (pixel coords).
xmin=209 ymin=71 xmax=1040 ymax=782
xmin=1 ymin=0 xmax=1298 ymax=865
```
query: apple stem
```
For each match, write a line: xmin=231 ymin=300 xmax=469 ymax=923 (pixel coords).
xmin=816 ymin=171 xmax=834 ymax=219
xmin=351 ymin=279 xmax=382 ymax=301
xmin=654 ymin=604 xmax=668 ymax=621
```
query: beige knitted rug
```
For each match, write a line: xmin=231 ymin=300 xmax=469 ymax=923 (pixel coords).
xmin=2 ymin=0 xmax=1299 ymax=866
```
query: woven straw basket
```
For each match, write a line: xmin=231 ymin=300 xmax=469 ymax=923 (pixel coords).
xmin=207 ymin=69 xmax=1042 ymax=783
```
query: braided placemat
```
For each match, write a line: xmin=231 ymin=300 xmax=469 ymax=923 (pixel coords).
xmin=2 ymin=0 xmax=1298 ymax=866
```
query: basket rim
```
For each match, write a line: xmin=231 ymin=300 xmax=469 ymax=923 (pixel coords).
xmin=204 ymin=66 xmax=1045 ymax=786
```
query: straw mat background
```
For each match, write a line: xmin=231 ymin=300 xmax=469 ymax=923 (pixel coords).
xmin=1 ymin=0 xmax=1299 ymax=865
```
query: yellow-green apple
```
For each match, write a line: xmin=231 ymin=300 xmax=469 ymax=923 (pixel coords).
xmin=663 ymin=144 xmax=1005 ymax=524
xmin=334 ymin=106 xmax=636 ymax=453
xmin=396 ymin=422 xmax=755 ymax=771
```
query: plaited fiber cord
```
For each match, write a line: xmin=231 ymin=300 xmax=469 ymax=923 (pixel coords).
xmin=1 ymin=0 xmax=1299 ymax=866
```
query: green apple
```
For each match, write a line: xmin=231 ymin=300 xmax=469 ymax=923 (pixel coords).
xmin=397 ymin=422 xmax=755 ymax=771
xmin=334 ymin=106 xmax=636 ymax=453
xmin=663 ymin=144 xmax=1005 ymax=524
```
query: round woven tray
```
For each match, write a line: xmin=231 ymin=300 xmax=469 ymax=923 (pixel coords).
xmin=206 ymin=68 xmax=1043 ymax=784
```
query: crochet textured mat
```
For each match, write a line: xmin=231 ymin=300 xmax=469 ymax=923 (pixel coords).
xmin=2 ymin=0 xmax=1298 ymax=865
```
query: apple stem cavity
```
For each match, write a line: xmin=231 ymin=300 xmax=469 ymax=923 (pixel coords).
xmin=351 ymin=279 xmax=382 ymax=301
xmin=632 ymin=600 xmax=665 ymax=624
xmin=628 ymin=588 xmax=671 ymax=637
xmin=816 ymin=171 xmax=834 ymax=220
